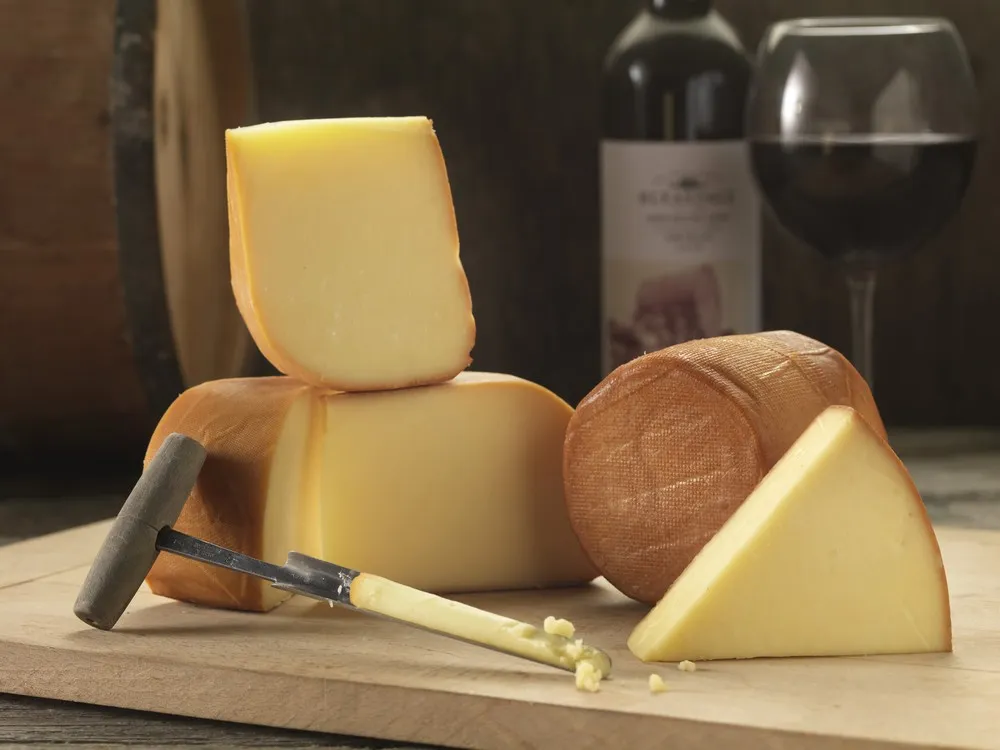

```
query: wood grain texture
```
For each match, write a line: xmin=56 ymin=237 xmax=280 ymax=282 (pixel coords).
xmin=242 ymin=0 xmax=1000 ymax=425
xmin=153 ymin=0 xmax=256 ymax=386
xmin=0 ymin=0 xmax=148 ymax=462
xmin=0 ymin=521 xmax=998 ymax=750
xmin=0 ymin=693 xmax=423 ymax=748
xmin=0 ymin=522 xmax=110 ymax=589
xmin=0 ymin=0 xmax=264 ymax=468
xmin=113 ymin=0 xmax=265 ymax=428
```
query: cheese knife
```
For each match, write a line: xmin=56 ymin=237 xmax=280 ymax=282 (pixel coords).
xmin=73 ymin=433 xmax=612 ymax=678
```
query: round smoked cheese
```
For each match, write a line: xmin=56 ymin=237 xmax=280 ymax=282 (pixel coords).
xmin=563 ymin=330 xmax=886 ymax=604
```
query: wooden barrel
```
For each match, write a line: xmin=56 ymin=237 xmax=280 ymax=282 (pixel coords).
xmin=0 ymin=0 xmax=266 ymax=468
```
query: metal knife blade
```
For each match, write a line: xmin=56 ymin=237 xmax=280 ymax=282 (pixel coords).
xmin=156 ymin=527 xmax=357 ymax=606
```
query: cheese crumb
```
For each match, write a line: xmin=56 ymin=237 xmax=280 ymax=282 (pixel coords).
xmin=507 ymin=622 xmax=537 ymax=638
xmin=678 ymin=660 xmax=697 ymax=672
xmin=648 ymin=674 xmax=668 ymax=693
xmin=574 ymin=660 xmax=603 ymax=692
xmin=564 ymin=638 xmax=585 ymax=661
xmin=543 ymin=616 xmax=575 ymax=638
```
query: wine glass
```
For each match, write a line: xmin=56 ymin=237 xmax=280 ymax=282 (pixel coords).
xmin=746 ymin=17 xmax=978 ymax=387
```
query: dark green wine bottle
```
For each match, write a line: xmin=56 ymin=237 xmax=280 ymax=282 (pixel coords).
xmin=599 ymin=0 xmax=761 ymax=374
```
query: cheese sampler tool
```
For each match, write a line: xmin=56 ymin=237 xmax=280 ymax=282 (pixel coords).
xmin=73 ymin=433 xmax=612 ymax=678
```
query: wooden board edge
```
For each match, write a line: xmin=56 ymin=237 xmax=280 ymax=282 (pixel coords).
xmin=0 ymin=520 xmax=113 ymax=590
xmin=0 ymin=638 xmax=926 ymax=750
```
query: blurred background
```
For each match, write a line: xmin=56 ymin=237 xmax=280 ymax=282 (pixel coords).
xmin=1 ymin=0 xmax=998 ymax=495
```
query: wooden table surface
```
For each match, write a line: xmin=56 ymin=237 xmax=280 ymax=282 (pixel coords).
xmin=3 ymin=429 xmax=999 ymax=749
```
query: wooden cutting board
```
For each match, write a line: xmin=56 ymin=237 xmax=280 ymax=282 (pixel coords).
xmin=0 ymin=520 xmax=997 ymax=750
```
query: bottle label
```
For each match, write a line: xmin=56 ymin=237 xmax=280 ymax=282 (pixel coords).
xmin=600 ymin=139 xmax=761 ymax=375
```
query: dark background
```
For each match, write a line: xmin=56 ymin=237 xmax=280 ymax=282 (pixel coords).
xmin=246 ymin=0 xmax=1000 ymax=426
xmin=3 ymin=0 xmax=1000 ymax=474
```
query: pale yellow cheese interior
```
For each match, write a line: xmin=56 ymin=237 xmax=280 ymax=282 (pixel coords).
xmin=258 ymin=391 xmax=319 ymax=609
xmin=349 ymin=573 xmax=611 ymax=678
xmin=628 ymin=405 xmax=951 ymax=662
xmin=574 ymin=660 xmax=603 ymax=692
xmin=226 ymin=116 xmax=475 ymax=391
xmin=317 ymin=372 xmax=597 ymax=592
xmin=648 ymin=674 xmax=668 ymax=693
xmin=543 ymin=616 xmax=575 ymax=638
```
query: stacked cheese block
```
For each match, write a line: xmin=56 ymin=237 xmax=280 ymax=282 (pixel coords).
xmin=144 ymin=117 xmax=597 ymax=611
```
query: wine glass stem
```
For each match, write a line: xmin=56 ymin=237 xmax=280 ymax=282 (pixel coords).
xmin=846 ymin=266 xmax=877 ymax=389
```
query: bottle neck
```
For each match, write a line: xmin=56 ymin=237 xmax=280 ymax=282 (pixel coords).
xmin=647 ymin=0 xmax=711 ymax=20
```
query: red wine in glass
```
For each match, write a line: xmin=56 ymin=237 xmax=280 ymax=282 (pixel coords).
xmin=746 ymin=18 xmax=978 ymax=387
xmin=750 ymin=134 xmax=976 ymax=264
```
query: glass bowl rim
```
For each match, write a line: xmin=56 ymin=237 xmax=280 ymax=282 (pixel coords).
xmin=766 ymin=16 xmax=957 ymax=36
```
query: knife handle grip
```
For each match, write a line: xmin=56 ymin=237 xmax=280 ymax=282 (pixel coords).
xmin=73 ymin=433 xmax=206 ymax=630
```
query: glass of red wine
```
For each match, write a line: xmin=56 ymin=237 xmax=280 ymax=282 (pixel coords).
xmin=747 ymin=18 xmax=978 ymax=387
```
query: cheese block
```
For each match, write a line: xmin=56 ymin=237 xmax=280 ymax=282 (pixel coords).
xmin=563 ymin=330 xmax=886 ymax=604
xmin=627 ymin=406 xmax=951 ymax=662
xmin=226 ymin=116 xmax=475 ymax=391
xmin=144 ymin=373 xmax=597 ymax=612
xmin=145 ymin=377 xmax=320 ymax=612
xmin=316 ymin=372 xmax=597 ymax=591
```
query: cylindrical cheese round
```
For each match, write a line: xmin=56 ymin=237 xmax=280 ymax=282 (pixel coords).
xmin=563 ymin=331 xmax=886 ymax=604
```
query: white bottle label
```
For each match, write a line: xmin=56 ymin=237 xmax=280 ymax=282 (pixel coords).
xmin=600 ymin=139 xmax=761 ymax=375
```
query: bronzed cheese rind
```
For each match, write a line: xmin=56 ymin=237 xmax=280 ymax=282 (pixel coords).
xmin=144 ymin=377 xmax=318 ymax=612
xmin=563 ymin=330 xmax=886 ymax=604
xmin=628 ymin=406 xmax=951 ymax=662
xmin=226 ymin=116 xmax=475 ymax=392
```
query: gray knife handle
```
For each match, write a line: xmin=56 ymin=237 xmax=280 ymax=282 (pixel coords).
xmin=73 ymin=433 xmax=207 ymax=630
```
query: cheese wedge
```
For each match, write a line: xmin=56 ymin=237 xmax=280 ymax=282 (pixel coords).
xmin=144 ymin=377 xmax=320 ymax=612
xmin=144 ymin=373 xmax=596 ymax=612
xmin=563 ymin=330 xmax=886 ymax=604
xmin=226 ymin=116 xmax=475 ymax=391
xmin=627 ymin=406 xmax=951 ymax=662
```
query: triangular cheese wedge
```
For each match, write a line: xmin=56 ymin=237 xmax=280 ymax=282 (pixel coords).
xmin=628 ymin=405 xmax=951 ymax=662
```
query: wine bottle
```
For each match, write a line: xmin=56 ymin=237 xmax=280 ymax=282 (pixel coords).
xmin=599 ymin=0 xmax=761 ymax=374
